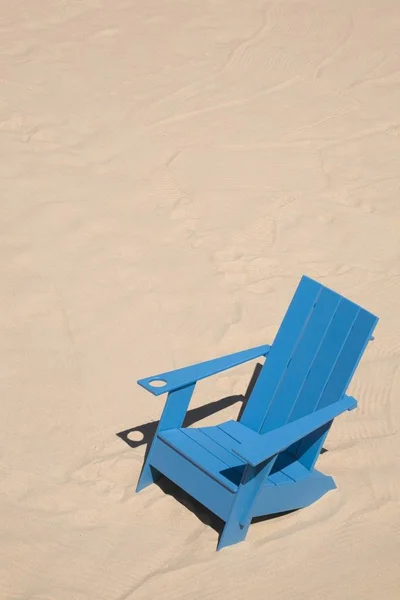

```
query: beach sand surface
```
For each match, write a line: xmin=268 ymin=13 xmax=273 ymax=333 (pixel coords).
xmin=1 ymin=1 xmax=399 ymax=598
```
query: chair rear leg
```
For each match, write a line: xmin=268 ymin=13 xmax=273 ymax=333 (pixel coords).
xmin=136 ymin=384 xmax=195 ymax=492
xmin=296 ymin=420 xmax=333 ymax=471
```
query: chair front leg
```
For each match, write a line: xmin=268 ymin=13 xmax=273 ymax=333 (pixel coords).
xmin=136 ymin=383 xmax=195 ymax=492
xmin=217 ymin=455 xmax=276 ymax=550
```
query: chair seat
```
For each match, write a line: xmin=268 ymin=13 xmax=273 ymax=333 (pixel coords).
xmin=159 ymin=420 xmax=312 ymax=492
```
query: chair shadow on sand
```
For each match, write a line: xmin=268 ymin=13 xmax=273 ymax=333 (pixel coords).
xmin=116 ymin=362 xmax=326 ymax=534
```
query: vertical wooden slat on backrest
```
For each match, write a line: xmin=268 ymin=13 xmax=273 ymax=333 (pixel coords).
xmin=293 ymin=306 xmax=378 ymax=462
xmin=285 ymin=297 xmax=360 ymax=460
xmin=240 ymin=276 xmax=322 ymax=432
xmin=259 ymin=287 xmax=341 ymax=434
xmin=288 ymin=298 xmax=360 ymax=423
xmin=316 ymin=308 xmax=378 ymax=409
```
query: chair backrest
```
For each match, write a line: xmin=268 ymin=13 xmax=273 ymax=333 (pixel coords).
xmin=240 ymin=275 xmax=378 ymax=434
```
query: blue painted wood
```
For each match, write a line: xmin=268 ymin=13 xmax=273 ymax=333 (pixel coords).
xmin=136 ymin=384 xmax=195 ymax=492
xmin=135 ymin=274 xmax=379 ymax=550
xmin=288 ymin=298 xmax=360 ymax=424
xmin=240 ymin=275 xmax=322 ymax=432
xmin=151 ymin=439 xmax=235 ymax=521
xmin=199 ymin=425 xmax=246 ymax=458
xmin=259 ymin=286 xmax=341 ymax=433
xmin=232 ymin=396 xmax=357 ymax=467
xmin=184 ymin=429 xmax=245 ymax=470
xmin=280 ymin=459 xmax=310 ymax=482
xmin=218 ymin=419 xmax=259 ymax=444
xmin=292 ymin=309 xmax=377 ymax=466
xmin=269 ymin=470 xmax=294 ymax=485
xmin=285 ymin=297 xmax=360 ymax=459
xmin=137 ymin=344 xmax=270 ymax=396
xmin=252 ymin=470 xmax=336 ymax=518
xmin=159 ymin=428 xmax=238 ymax=492
xmin=271 ymin=449 xmax=299 ymax=473
xmin=317 ymin=309 xmax=378 ymax=409
xmin=297 ymin=421 xmax=333 ymax=470
xmin=158 ymin=423 xmax=311 ymax=488
xmin=217 ymin=458 xmax=275 ymax=550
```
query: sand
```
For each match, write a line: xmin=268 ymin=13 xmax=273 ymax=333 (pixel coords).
xmin=1 ymin=0 xmax=399 ymax=598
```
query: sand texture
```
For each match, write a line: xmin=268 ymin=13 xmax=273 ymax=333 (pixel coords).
xmin=1 ymin=1 xmax=399 ymax=598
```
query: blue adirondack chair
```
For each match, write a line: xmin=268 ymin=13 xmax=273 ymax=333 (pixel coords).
xmin=136 ymin=275 xmax=378 ymax=550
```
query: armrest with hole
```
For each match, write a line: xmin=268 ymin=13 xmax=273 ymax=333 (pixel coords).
xmin=137 ymin=344 xmax=271 ymax=396
xmin=232 ymin=395 xmax=357 ymax=467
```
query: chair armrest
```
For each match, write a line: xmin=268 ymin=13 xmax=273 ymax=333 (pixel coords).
xmin=137 ymin=344 xmax=271 ymax=396
xmin=232 ymin=395 xmax=357 ymax=467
